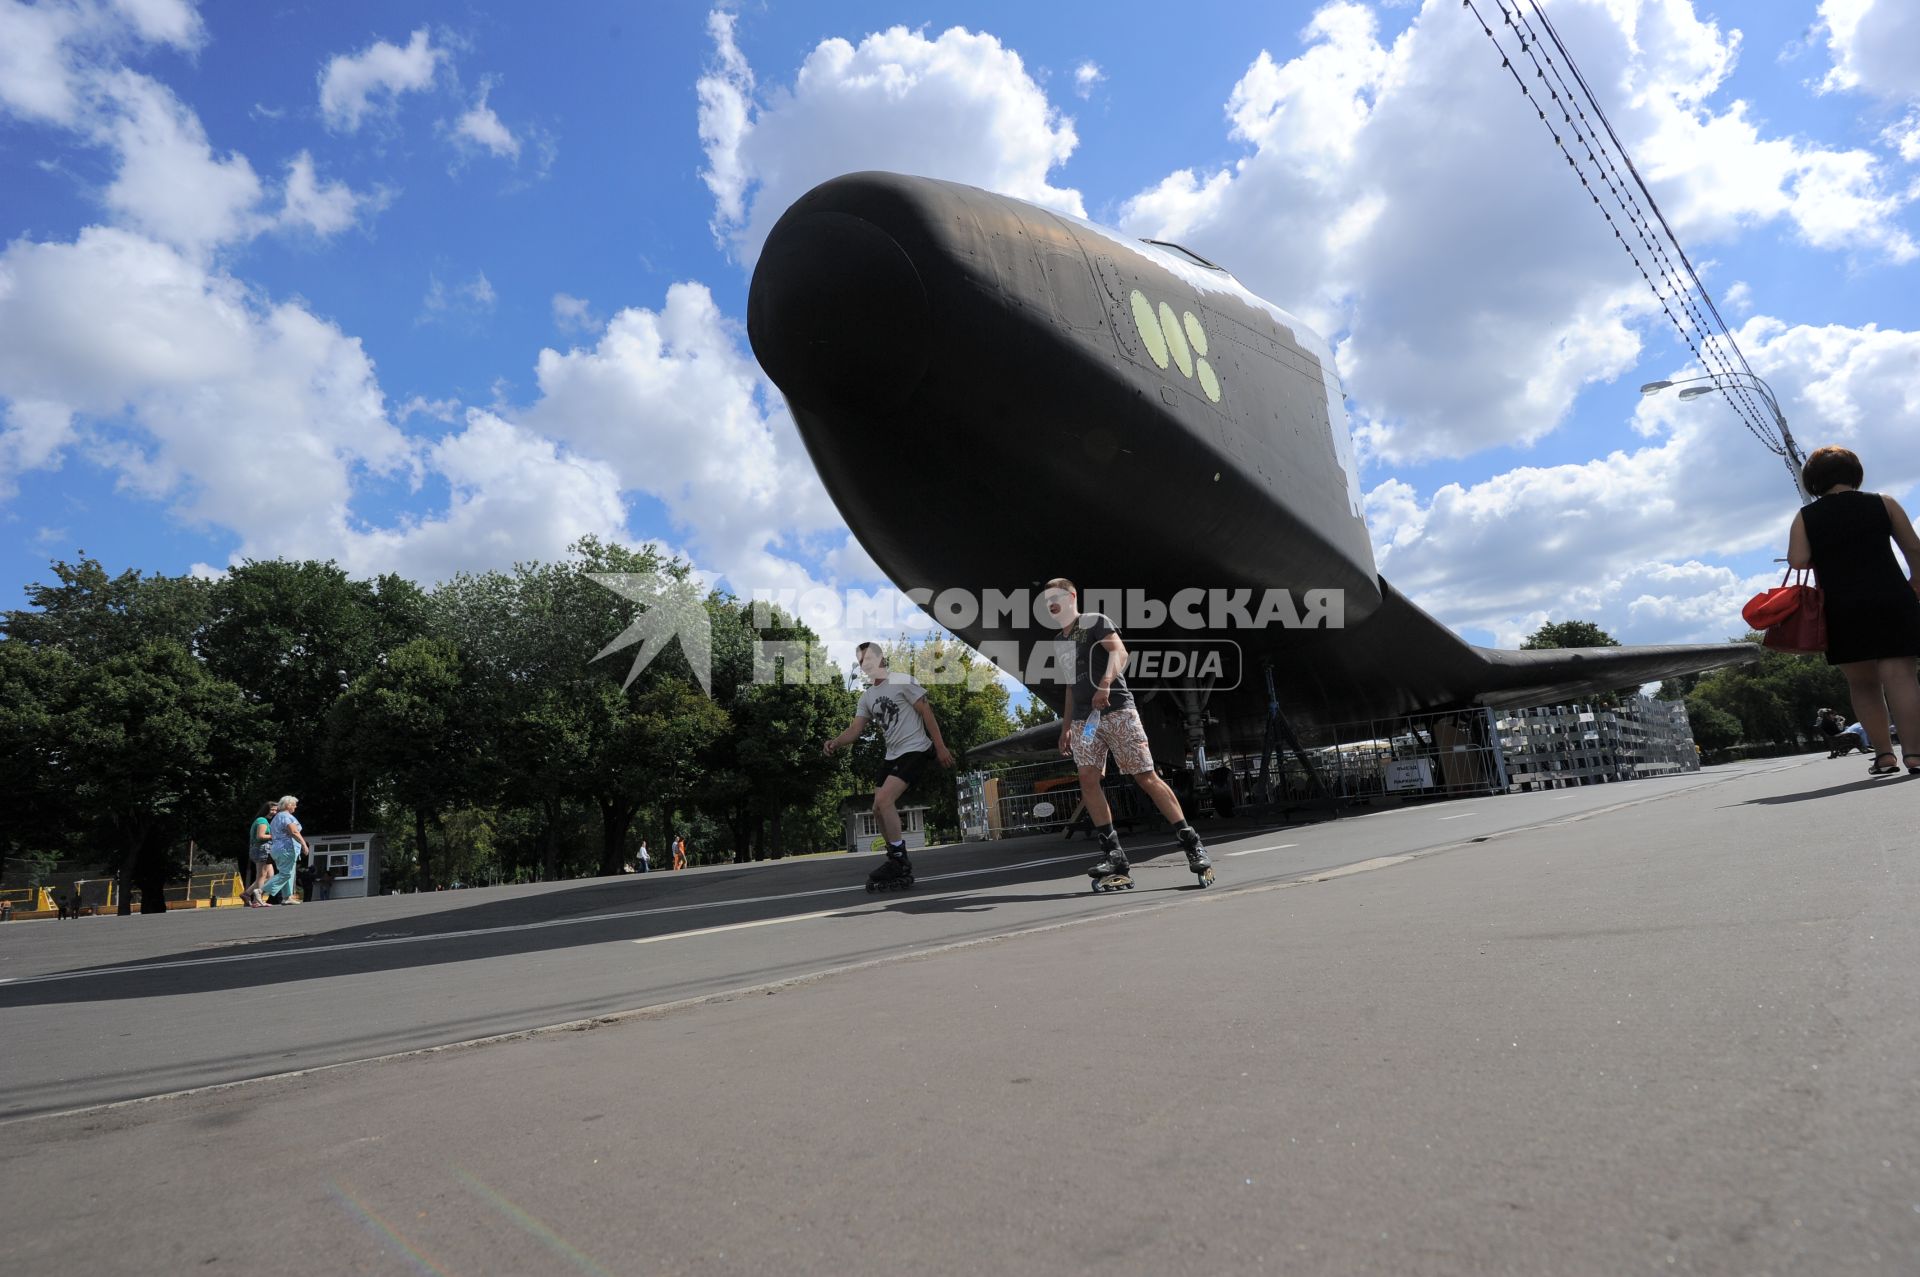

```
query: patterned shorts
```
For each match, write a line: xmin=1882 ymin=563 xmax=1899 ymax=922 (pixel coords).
xmin=1070 ymin=704 xmax=1155 ymax=775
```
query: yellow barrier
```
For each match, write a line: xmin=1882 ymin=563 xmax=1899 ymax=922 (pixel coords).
xmin=2 ymin=873 xmax=251 ymax=918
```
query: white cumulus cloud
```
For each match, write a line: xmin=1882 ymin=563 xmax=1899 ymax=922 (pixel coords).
xmin=319 ymin=27 xmax=443 ymax=133
xmin=1819 ymin=0 xmax=1920 ymax=101
xmin=1118 ymin=0 xmax=1918 ymax=468
xmin=454 ymin=77 xmax=520 ymax=159
xmin=0 ymin=225 xmax=636 ymax=586
xmin=523 ymin=282 xmax=842 ymax=575
xmin=0 ymin=0 xmax=204 ymax=126
xmin=1366 ymin=313 xmax=1920 ymax=644
xmin=697 ymin=10 xmax=1084 ymax=262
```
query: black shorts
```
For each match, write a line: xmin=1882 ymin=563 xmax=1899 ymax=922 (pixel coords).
xmin=879 ymin=749 xmax=932 ymax=788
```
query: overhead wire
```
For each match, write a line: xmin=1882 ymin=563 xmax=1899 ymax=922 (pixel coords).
xmin=1459 ymin=0 xmax=1786 ymax=457
xmin=1521 ymin=0 xmax=1781 ymax=445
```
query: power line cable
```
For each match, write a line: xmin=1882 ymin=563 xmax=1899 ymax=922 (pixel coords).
xmin=1522 ymin=0 xmax=1781 ymax=445
xmin=1460 ymin=0 xmax=1785 ymax=456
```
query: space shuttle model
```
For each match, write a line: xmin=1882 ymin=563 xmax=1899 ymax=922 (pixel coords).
xmin=747 ymin=172 xmax=1755 ymax=764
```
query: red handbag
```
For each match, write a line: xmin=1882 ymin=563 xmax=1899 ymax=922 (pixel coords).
xmin=1741 ymin=569 xmax=1826 ymax=654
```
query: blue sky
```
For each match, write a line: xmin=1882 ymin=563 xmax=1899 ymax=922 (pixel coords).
xmin=2 ymin=0 xmax=1917 ymax=652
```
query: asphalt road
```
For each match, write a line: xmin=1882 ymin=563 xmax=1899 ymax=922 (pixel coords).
xmin=2 ymin=768 xmax=1729 ymax=1119
xmin=3 ymin=755 xmax=1917 ymax=1275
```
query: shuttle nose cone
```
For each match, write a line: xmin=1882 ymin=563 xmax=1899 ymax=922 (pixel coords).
xmin=748 ymin=210 xmax=930 ymax=416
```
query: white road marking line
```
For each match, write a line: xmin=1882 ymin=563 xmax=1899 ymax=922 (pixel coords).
xmin=632 ymin=909 xmax=847 ymax=944
xmin=1436 ymin=812 xmax=1480 ymax=820
xmin=1226 ymin=843 xmax=1298 ymax=857
xmin=1304 ymin=854 xmax=1416 ymax=881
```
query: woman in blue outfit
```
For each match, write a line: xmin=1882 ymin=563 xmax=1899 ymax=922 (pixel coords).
xmin=1787 ymin=446 xmax=1920 ymax=777
xmin=265 ymin=795 xmax=311 ymax=903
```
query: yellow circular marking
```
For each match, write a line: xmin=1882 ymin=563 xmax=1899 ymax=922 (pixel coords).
xmin=1183 ymin=311 xmax=1208 ymax=357
xmin=1159 ymin=302 xmax=1192 ymax=378
xmin=1130 ymin=291 xmax=1168 ymax=370
xmin=1197 ymin=358 xmax=1221 ymax=402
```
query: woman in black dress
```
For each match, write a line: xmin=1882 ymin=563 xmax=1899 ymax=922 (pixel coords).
xmin=1787 ymin=446 xmax=1920 ymax=776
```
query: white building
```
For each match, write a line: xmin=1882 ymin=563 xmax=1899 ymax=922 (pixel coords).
xmin=1496 ymin=695 xmax=1699 ymax=792
xmin=841 ymin=802 xmax=932 ymax=854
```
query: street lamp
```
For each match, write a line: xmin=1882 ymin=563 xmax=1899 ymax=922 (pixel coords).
xmin=1639 ymin=373 xmax=1810 ymax=502
xmin=338 ymin=669 xmax=357 ymax=829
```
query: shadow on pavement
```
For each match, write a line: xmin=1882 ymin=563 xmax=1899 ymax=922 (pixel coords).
xmin=1733 ymin=775 xmax=1913 ymax=805
xmin=0 ymin=832 xmax=1267 ymax=1009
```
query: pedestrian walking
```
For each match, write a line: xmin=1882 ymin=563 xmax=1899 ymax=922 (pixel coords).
xmin=263 ymin=796 xmax=310 ymax=903
xmin=1787 ymin=447 xmax=1920 ymax=776
xmin=672 ymin=835 xmax=687 ymax=871
xmin=246 ymin=800 xmax=277 ymax=906
xmin=638 ymin=839 xmax=651 ymax=873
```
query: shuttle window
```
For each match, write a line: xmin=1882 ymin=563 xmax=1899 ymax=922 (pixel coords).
xmin=1141 ymin=239 xmax=1227 ymax=272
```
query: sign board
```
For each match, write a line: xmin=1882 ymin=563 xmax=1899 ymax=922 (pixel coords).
xmin=1383 ymin=758 xmax=1434 ymax=792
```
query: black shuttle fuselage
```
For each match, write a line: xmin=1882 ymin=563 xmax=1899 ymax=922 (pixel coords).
xmin=747 ymin=172 xmax=1755 ymax=759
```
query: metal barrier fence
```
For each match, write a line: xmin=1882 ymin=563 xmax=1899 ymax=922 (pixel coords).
xmin=960 ymin=759 xmax=1166 ymax=840
xmin=959 ymin=707 xmax=1511 ymax=840
xmin=1228 ymin=707 xmax=1509 ymax=807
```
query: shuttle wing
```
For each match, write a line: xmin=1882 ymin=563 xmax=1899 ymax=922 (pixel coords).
xmin=1465 ymin=642 xmax=1760 ymax=711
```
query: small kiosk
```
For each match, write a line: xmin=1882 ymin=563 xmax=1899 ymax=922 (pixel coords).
xmin=841 ymin=801 xmax=931 ymax=855
xmin=304 ymin=832 xmax=384 ymax=899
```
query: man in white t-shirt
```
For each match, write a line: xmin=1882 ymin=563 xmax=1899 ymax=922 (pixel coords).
xmin=823 ymin=642 xmax=954 ymax=891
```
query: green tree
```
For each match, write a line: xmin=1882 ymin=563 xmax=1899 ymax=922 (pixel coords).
xmin=1519 ymin=619 xmax=1638 ymax=705
xmin=1684 ymin=697 xmax=1743 ymax=753
xmin=2 ymin=557 xmax=209 ymax=659
xmin=1687 ymin=633 xmax=1850 ymax=750
xmin=1656 ymin=673 xmax=1702 ymax=702
xmin=438 ymin=806 xmax=501 ymax=887
xmin=428 ymin=561 xmax=597 ymax=880
xmin=203 ymin=560 xmax=428 ymax=832
xmin=329 ymin=637 xmax=478 ymax=890
xmin=699 ymin=602 xmax=854 ymax=861
xmin=3 ymin=562 xmax=269 ymax=907
xmin=1013 ymin=696 xmax=1060 ymax=729
xmin=595 ymin=679 xmax=731 ymax=874
xmin=1520 ymin=620 xmax=1621 ymax=650
xmin=38 ymin=641 xmax=271 ymax=912
xmin=429 ymin=538 xmax=745 ymax=877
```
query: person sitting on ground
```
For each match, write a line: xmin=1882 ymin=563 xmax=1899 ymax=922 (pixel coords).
xmin=1835 ymin=721 xmax=1872 ymax=757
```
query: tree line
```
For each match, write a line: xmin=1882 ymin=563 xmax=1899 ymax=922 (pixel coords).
xmin=0 ymin=539 xmax=1014 ymax=912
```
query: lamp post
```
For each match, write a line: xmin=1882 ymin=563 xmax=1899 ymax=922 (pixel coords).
xmin=338 ymin=669 xmax=356 ymax=830
xmin=1639 ymin=373 xmax=1810 ymax=503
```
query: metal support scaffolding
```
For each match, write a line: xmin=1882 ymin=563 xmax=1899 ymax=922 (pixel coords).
xmin=1254 ymin=663 xmax=1332 ymax=805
